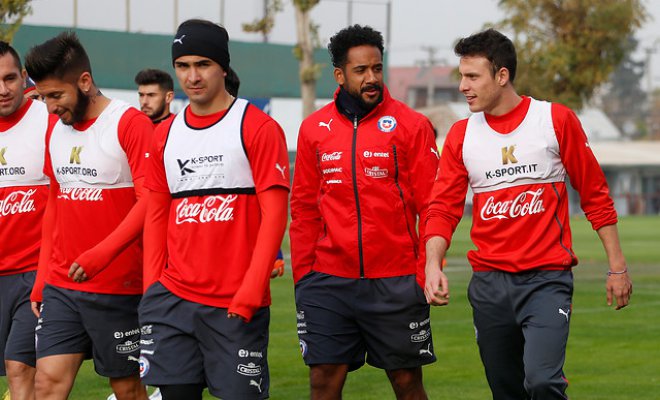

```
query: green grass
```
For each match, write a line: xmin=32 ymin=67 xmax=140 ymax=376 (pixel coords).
xmin=447 ymin=215 xmax=660 ymax=264
xmin=2 ymin=216 xmax=658 ymax=399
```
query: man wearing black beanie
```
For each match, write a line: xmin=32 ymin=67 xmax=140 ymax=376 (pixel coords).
xmin=139 ymin=19 xmax=290 ymax=400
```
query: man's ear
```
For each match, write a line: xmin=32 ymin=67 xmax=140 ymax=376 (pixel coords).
xmin=496 ymin=67 xmax=510 ymax=87
xmin=77 ymin=71 xmax=93 ymax=94
xmin=21 ymin=69 xmax=27 ymax=89
xmin=334 ymin=67 xmax=345 ymax=86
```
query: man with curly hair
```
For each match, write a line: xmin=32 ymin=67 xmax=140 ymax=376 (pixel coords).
xmin=290 ymin=25 xmax=439 ymax=400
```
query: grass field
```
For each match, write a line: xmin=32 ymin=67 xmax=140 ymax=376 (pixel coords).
xmin=2 ymin=216 xmax=658 ymax=399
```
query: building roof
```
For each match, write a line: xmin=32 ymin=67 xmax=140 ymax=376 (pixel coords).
xmin=590 ymin=141 xmax=660 ymax=167
xmin=432 ymin=137 xmax=660 ymax=168
xmin=421 ymin=102 xmax=657 ymax=165
xmin=420 ymin=101 xmax=624 ymax=144
xmin=416 ymin=102 xmax=462 ymax=139
xmin=575 ymin=108 xmax=622 ymax=142
xmin=388 ymin=65 xmax=455 ymax=102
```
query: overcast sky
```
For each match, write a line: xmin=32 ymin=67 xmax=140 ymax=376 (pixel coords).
xmin=22 ymin=0 xmax=660 ymax=89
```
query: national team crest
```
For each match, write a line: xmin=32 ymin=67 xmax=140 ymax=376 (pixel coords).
xmin=377 ymin=116 xmax=397 ymax=132
xmin=299 ymin=339 xmax=308 ymax=357
xmin=139 ymin=355 xmax=150 ymax=378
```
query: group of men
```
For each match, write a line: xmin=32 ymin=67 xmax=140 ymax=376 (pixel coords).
xmin=0 ymin=17 xmax=631 ymax=400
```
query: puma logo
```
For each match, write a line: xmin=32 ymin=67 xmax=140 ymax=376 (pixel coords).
xmin=275 ymin=163 xmax=287 ymax=179
xmin=318 ymin=119 xmax=333 ymax=131
xmin=430 ymin=147 xmax=439 ymax=159
xmin=173 ymin=35 xmax=186 ymax=44
xmin=249 ymin=378 xmax=263 ymax=393
xmin=419 ymin=343 xmax=433 ymax=357
xmin=558 ymin=308 xmax=570 ymax=322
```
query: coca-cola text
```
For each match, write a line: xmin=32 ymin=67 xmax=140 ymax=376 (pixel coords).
xmin=0 ymin=189 xmax=37 ymax=216
xmin=321 ymin=152 xmax=342 ymax=162
xmin=480 ymin=188 xmax=545 ymax=221
xmin=57 ymin=187 xmax=104 ymax=201
xmin=175 ymin=195 xmax=237 ymax=224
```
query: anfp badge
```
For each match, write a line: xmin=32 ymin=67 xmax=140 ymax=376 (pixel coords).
xmin=377 ymin=116 xmax=397 ymax=133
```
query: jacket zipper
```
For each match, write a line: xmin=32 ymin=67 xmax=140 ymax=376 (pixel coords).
xmin=351 ymin=116 xmax=365 ymax=278
xmin=315 ymin=148 xmax=327 ymax=241
xmin=392 ymin=145 xmax=418 ymax=258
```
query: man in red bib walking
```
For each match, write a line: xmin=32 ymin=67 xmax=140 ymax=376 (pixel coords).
xmin=0 ymin=41 xmax=55 ymax=400
xmin=424 ymin=29 xmax=632 ymax=399
xmin=25 ymin=32 xmax=152 ymax=400
xmin=140 ymin=19 xmax=289 ymax=400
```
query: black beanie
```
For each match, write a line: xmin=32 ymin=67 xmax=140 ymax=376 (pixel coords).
xmin=172 ymin=20 xmax=230 ymax=70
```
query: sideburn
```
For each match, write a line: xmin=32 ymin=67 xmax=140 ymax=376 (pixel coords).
xmin=71 ymin=88 xmax=90 ymax=125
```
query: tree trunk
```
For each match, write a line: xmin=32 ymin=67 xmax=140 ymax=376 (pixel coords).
xmin=294 ymin=5 xmax=316 ymax=118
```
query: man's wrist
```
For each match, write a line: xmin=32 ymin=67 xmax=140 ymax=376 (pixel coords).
xmin=607 ymin=267 xmax=628 ymax=276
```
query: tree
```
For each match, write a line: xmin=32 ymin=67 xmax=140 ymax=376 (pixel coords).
xmin=0 ymin=0 xmax=31 ymax=42
xmin=242 ymin=0 xmax=283 ymax=43
xmin=497 ymin=0 xmax=647 ymax=110
xmin=293 ymin=0 xmax=321 ymax=118
xmin=647 ymin=88 xmax=660 ymax=140
xmin=600 ymin=37 xmax=647 ymax=138
xmin=242 ymin=0 xmax=322 ymax=118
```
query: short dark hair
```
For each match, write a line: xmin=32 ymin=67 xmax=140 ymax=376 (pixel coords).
xmin=454 ymin=29 xmax=517 ymax=83
xmin=328 ymin=24 xmax=384 ymax=69
xmin=24 ymin=31 xmax=92 ymax=82
xmin=0 ymin=41 xmax=22 ymax=70
xmin=134 ymin=68 xmax=174 ymax=92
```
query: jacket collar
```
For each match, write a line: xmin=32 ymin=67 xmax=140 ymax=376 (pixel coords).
xmin=333 ymin=85 xmax=391 ymax=122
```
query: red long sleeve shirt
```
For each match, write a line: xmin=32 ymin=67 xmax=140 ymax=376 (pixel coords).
xmin=290 ymin=87 xmax=439 ymax=286
xmin=31 ymin=102 xmax=152 ymax=301
xmin=426 ymin=96 xmax=617 ymax=272
xmin=0 ymin=99 xmax=52 ymax=276
xmin=144 ymin=101 xmax=289 ymax=321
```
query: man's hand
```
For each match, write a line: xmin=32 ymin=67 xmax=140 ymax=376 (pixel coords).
xmin=31 ymin=301 xmax=41 ymax=318
xmin=597 ymin=225 xmax=631 ymax=310
xmin=68 ymin=262 xmax=88 ymax=283
xmin=424 ymin=236 xmax=450 ymax=306
xmin=271 ymin=258 xmax=285 ymax=279
xmin=606 ymin=271 xmax=632 ymax=310
xmin=424 ymin=263 xmax=450 ymax=306
xmin=227 ymin=312 xmax=247 ymax=322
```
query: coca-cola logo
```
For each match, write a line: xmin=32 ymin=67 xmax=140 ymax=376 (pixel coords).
xmin=0 ymin=189 xmax=37 ymax=216
xmin=321 ymin=151 xmax=342 ymax=162
xmin=175 ymin=194 xmax=237 ymax=224
xmin=57 ymin=187 xmax=104 ymax=201
xmin=480 ymin=188 xmax=545 ymax=221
